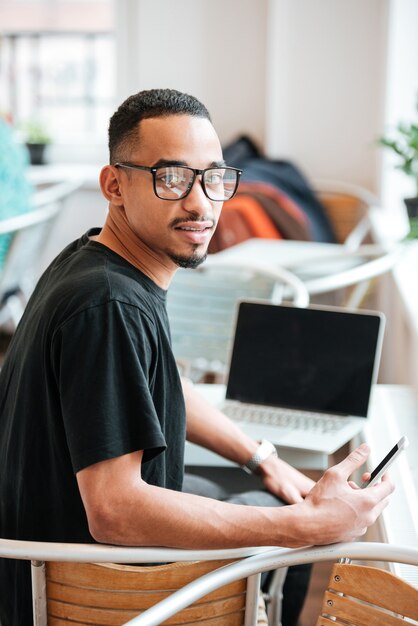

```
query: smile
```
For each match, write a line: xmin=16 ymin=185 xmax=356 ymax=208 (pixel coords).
xmin=173 ymin=220 xmax=214 ymax=232
xmin=176 ymin=226 xmax=211 ymax=232
xmin=173 ymin=221 xmax=214 ymax=244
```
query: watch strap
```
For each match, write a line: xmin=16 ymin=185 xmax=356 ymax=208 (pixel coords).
xmin=242 ymin=439 xmax=278 ymax=474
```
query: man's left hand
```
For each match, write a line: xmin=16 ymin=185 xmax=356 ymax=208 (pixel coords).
xmin=258 ymin=454 xmax=315 ymax=503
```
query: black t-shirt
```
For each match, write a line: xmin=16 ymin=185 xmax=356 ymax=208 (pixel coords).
xmin=0 ymin=230 xmax=186 ymax=625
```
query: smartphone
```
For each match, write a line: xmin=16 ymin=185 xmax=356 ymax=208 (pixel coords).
xmin=362 ymin=436 xmax=409 ymax=488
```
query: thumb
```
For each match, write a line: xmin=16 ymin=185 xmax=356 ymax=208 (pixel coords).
xmin=334 ymin=443 xmax=370 ymax=480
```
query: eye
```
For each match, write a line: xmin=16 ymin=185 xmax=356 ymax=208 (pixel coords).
xmin=157 ymin=168 xmax=187 ymax=188
xmin=205 ymin=171 xmax=223 ymax=185
xmin=164 ymin=174 xmax=181 ymax=187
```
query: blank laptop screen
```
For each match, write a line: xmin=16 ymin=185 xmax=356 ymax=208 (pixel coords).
xmin=226 ymin=302 xmax=384 ymax=417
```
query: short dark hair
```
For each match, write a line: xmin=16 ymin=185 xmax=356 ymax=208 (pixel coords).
xmin=108 ymin=88 xmax=211 ymax=164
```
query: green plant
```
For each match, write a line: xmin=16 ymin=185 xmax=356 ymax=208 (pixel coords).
xmin=21 ymin=120 xmax=52 ymax=145
xmin=379 ymin=100 xmax=418 ymax=197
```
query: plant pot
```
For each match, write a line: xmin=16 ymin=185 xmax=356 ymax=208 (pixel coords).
xmin=404 ymin=197 xmax=418 ymax=239
xmin=26 ymin=143 xmax=47 ymax=165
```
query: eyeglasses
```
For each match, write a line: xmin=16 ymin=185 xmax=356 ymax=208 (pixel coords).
xmin=114 ymin=162 xmax=242 ymax=201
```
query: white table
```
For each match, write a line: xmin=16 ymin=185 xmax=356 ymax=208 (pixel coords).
xmin=362 ymin=385 xmax=418 ymax=585
xmin=207 ymin=238 xmax=403 ymax=304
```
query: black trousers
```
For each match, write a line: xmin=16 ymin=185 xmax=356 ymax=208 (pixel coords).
xmin=183 ymin=467 xmax=312 ymax=626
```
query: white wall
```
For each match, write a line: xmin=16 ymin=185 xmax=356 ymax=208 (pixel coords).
xmin=379 ymin=0 xmax=418 ymax=237
xmin=116 ymin=0 xmax=418 ymax=204
xmin=116 ymin=0 xmax=268 ymax=147
xmin=109 ymin=0 xmax=417 ymax=221
xmin=266 ymin=0 xmax=389 ymax=192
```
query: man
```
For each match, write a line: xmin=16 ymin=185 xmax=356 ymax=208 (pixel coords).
xmin=0 ymin=89 xmax=393 ymax=625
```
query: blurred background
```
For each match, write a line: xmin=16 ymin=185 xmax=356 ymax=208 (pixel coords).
xmin=0 ymin=0 xmax=417 ymax=380
xmin=1 ymin=0 xmax=417 ymax=205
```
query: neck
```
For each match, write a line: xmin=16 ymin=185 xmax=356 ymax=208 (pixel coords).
xmin=94 ymin=205 xmax=175 ymax=289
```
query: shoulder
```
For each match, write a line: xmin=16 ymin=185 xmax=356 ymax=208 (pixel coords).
xmin=37 ymin=235 xmax=167 ymax=333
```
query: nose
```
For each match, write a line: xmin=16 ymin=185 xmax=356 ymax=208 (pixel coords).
xmin=181 ymin=175 xmax=216 ymax=216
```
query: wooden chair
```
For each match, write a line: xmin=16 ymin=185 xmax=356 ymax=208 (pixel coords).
xmin=280 ymin=179 xmax=403 ymax=309
xmin=0 ymin=539 xmax=269 ymax=626
xmin=46 ymin=559 xmax=247 ymax=625
xmin=123 ymin=542 xmax=418 ymax=626
xmin=317 ymin=560 xmax=418 ymax=625
xmin=1 ymin=539 xmax=416 ymax=626
xmin=313 ymin=179 xmax=379 ymax=246
xmin=312 ymin=179 xmax=390 ymax=308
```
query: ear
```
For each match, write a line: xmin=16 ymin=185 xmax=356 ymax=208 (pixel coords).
xmin=100 ymin=165 xmax=124 ymax=206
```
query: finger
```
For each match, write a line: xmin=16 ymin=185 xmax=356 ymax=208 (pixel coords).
xmin=366 ymin=476 xmax=395 ymax=501
xmin=368 ymin=494 xmax=392 ymax=521
xmin=332 ymin=443 xmax=370 ymax=479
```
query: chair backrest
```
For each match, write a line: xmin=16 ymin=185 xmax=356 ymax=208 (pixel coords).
xmin=167 ymin=259 xmax=309 ymax=381
xmin=313 ymin=179 xmax=379 ymax=245
xmin=316 ymin=561 xmax=418 ymax=625
xmin=0 ymin=180 xmax=81 ymax=329
xmin=124 ymin=542 xmax=418 ymax=626
xmin=46 ymin=559 xmax=246 ymax=625
xmin=0 ymin=539 xmax=270 ymax=626
xmin=1 ymin=539 xmax=417 ymax=626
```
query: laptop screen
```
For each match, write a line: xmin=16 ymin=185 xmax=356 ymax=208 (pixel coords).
xmin=226 ymin=302 xmax=384 ymax=417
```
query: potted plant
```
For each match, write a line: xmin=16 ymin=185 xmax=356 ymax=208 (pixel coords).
xmin=21 ymin=120 xmax=52 ymax=165
xmin=379 ymin=100 xmax=418 ymax=237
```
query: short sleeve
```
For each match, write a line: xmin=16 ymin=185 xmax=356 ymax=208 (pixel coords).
xmin=52 ymin=300 xmax=167 ymax=473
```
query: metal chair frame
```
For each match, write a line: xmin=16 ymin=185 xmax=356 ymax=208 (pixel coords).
xmin=0 ymin=180 xmax=81 ymax=329
xmin=0 ymin=539 xmax=416 ymax=626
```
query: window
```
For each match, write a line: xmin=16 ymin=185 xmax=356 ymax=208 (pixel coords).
xmin=0 ymin=0 xmax=115 ymax=147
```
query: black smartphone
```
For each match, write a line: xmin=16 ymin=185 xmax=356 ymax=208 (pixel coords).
xmin=362 ymin=436 xmax=409 ymax=488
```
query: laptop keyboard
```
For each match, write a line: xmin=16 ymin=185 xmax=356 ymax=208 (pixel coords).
xmin=222 ymin=402 xmax=347 ymax=434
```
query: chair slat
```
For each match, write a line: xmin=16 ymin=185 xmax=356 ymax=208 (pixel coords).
xmin=47 ymin=559 xmax=247 ymax=625
xmin=47 ymin=559 xmax=236 ymax=591
xmin=173 ymin=611 xmax=244 ymax=626
xmin=47 ymin=579 xmax=245 ymax=609
xmin=329 ymin=563 xmax=418 ymax=620
xmin=318 ymin=192 xmax=367 ymax=243
xmin=321 ymin=590 xmax=408 ymax=626
xmin=316 ymin=618 xmax=346 ymax=626
xmin=48 ymin=594 xmax=246 ymax=625
xmin=49 ymin=615 xmax=245 ymax=626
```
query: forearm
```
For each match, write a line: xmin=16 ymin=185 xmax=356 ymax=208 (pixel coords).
xmin=90 ymin=478 xmax=305 ymax=549
xmin=78 ymin=445 xmax=394 ymax=551
xmin=182 ymin=379 xmax=315 ymax=502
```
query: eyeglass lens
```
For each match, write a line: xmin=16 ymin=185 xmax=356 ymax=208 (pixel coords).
xmin=154 ymin=167 xmax=238 ymax=201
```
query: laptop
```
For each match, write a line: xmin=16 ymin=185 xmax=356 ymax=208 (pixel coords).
xmin=221 ymin=301 xmax=385 ymax=454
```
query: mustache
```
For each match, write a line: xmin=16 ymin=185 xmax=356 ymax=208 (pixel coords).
xmin=170 ymin=216 xmax=216 ymax=228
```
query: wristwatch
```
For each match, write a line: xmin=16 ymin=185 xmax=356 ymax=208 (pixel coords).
xmin=242 ymin=439 xmax=278 ymax=474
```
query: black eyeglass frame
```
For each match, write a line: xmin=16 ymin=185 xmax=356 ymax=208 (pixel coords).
xmin=114 ymin=162 xmax=242 ymax=201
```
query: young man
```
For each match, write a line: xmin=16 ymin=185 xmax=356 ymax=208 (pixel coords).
xmin=0 ymin=89 xmax=393 ymax=625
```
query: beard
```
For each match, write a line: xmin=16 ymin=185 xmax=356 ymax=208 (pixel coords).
xmin=168 ymin=250 xmax=208 ymax=269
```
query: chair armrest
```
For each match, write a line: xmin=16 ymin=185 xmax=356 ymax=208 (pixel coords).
xmin=124 ymin=542 xmax=418 ymax=626
xmin=0 ymin=180 xmax=82 ymax=235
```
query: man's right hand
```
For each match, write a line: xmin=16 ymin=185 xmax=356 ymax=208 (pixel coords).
xmin=294 ymin=443 xmax=394 ymax=546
